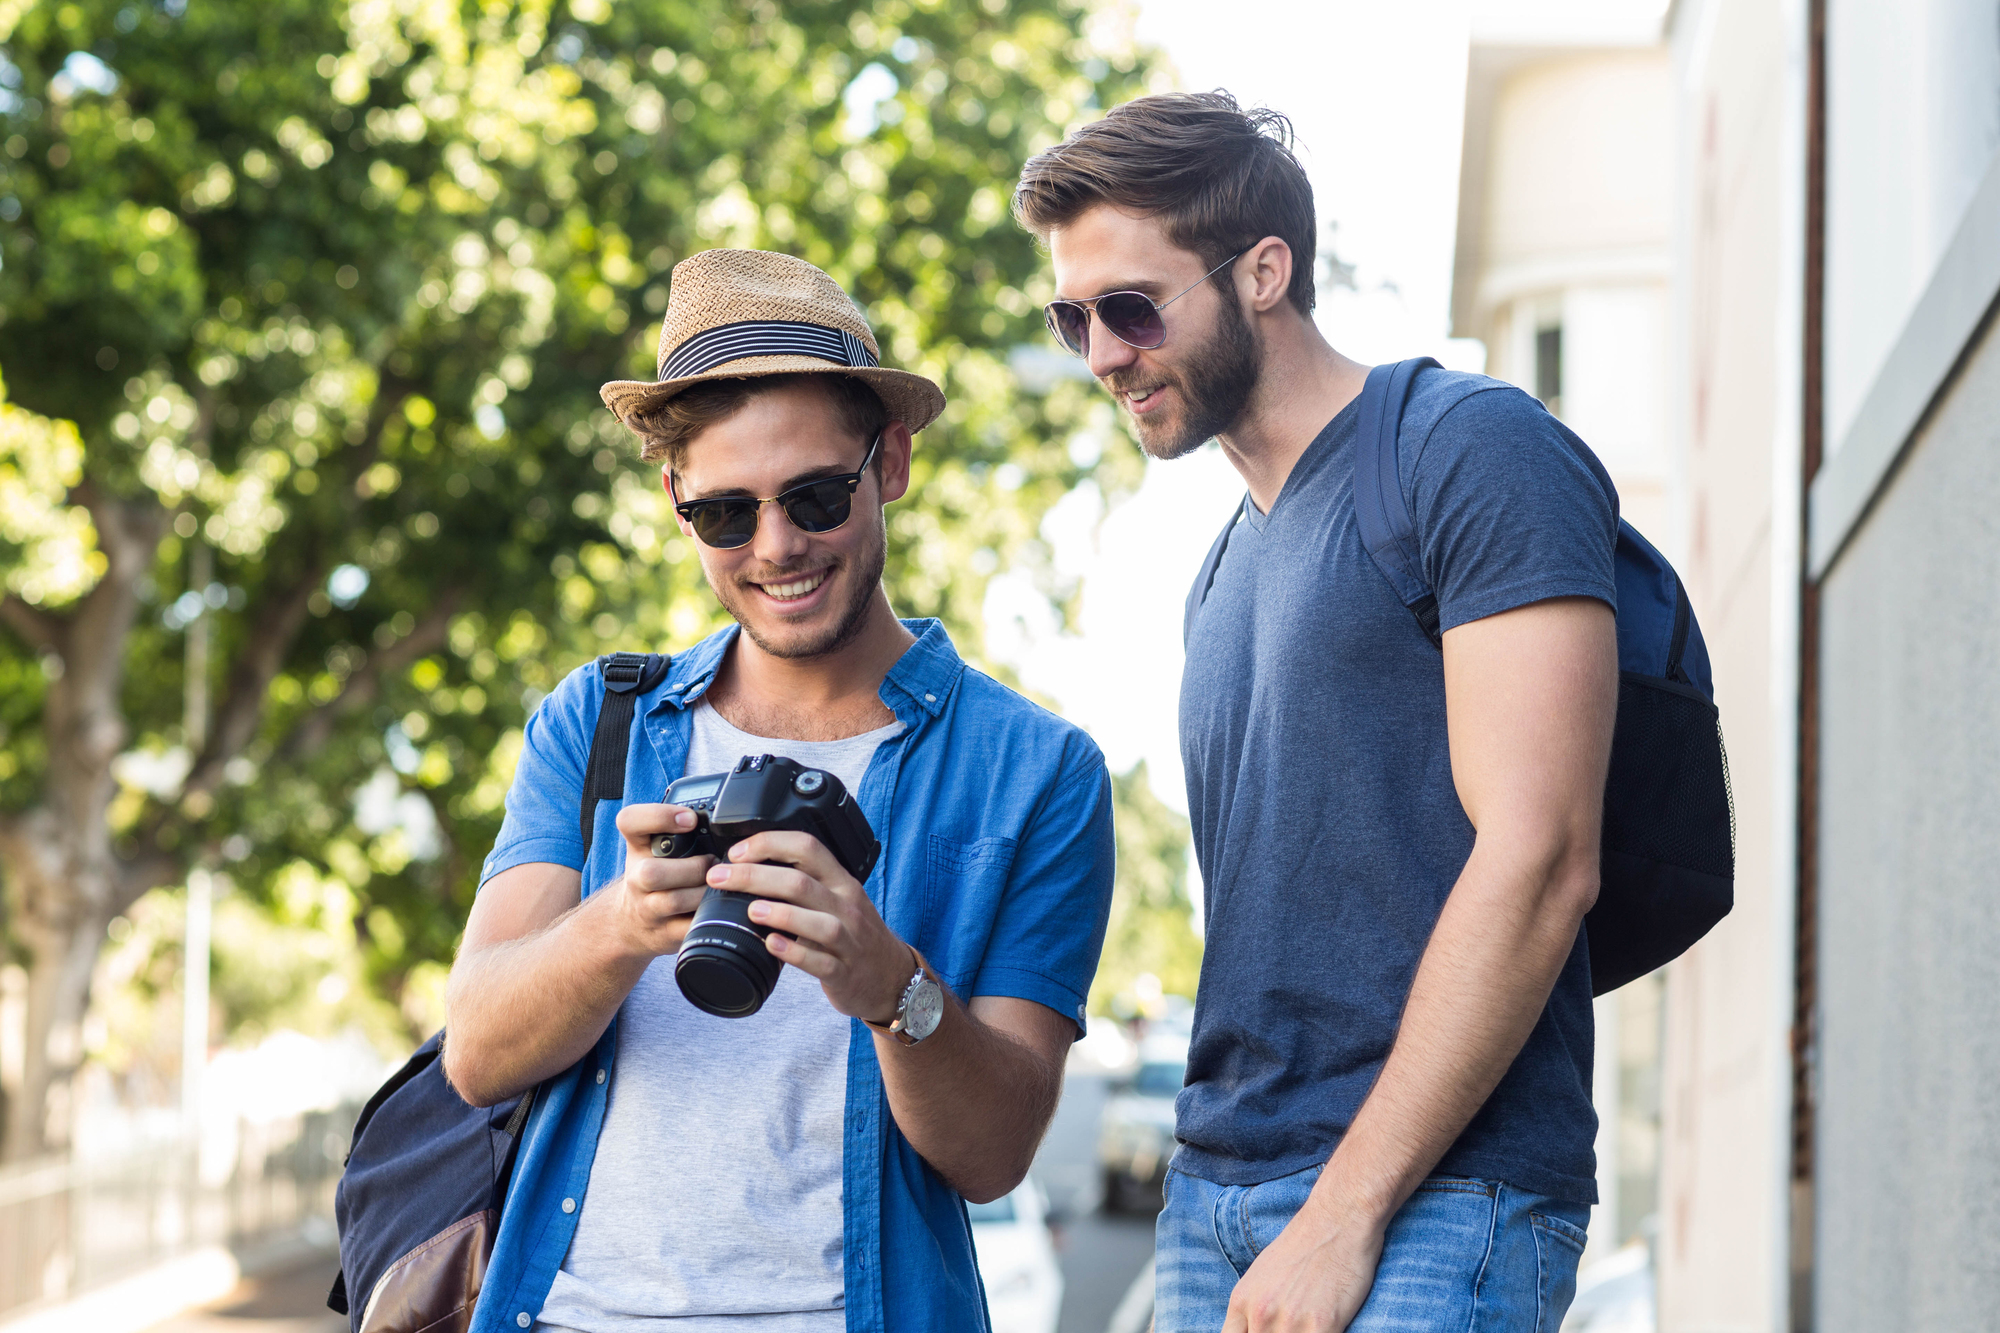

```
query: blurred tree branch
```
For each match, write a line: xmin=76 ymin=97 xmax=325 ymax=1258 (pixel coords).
xmin=0 ymin=596 xmax=59 ymax=653
xmin=185 ymin=565 xmax=326 ymax=794
xmin=274 ymin=593 xmax=461 ymax=764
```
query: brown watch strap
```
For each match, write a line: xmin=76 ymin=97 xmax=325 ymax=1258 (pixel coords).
xmin=864 ymin=945 xmax=930 ymax=1041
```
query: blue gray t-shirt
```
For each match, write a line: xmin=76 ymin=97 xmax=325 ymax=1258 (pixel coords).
xmin=1175 ymin=368 xmax=1618 ymax=1204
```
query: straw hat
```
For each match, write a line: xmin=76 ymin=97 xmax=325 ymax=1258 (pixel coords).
xmin=600 ymin=249 xmax=946 ymax=439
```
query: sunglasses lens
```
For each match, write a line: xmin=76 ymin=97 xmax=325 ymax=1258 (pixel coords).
xmin=686 ymin=500 xmax=759 ymax=548
xmin=1097 ymin=292 xmax=1166 ymax=349
xmin=1047 ymin=302 xmax=1091 ymax=356
xmin=779 ymin=480 xmax=854 ymax=534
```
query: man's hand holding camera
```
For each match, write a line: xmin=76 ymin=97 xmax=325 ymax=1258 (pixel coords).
xmin=606 ymin=803 xmax=712 ymax=957
xmin=611 ymin=781 xmax=918 ymax=1032
xmin=706 ymin=830 xmax=913 ymax=1026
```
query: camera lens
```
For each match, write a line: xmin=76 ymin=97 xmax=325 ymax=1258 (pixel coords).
xmin=674 ymin=889 xmax=783 ymax=1018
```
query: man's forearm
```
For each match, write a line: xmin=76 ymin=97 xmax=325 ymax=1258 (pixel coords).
xmin=875 ymin=990 xmax=1066 ymax=1203
xmin=1311 ymin=840 xmax=1595 ymax=1224
xmin=444 ymin=891 xmax=652 ymax=1106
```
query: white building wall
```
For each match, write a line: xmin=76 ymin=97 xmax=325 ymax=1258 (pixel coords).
xmin=1563 ymin=282 xmax=1670 ymax=536
xmin=1481 ymin=51 xmax=1674 ymax=277
xmin=1810 ymin=4 xmax=2000 ymax=1329
xmin=1815 ymin=310 xmax=2000 ymax=1333
xmin=1823 ymin=0 xmax=2000 ymax=450
xmin=1655 ymin=0 xmax=1804 ymax=1327
xmin=1641 ymin=1 xmax=2000 ymax=1327
xmin=1469 ymin=49 xmax=1674 ymax=539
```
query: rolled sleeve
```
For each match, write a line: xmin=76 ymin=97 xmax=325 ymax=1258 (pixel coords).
xmin=479 ymin=663 xmax=599 ymax=887
xmin=970 ymin=738 xmax=1116 ymax=1038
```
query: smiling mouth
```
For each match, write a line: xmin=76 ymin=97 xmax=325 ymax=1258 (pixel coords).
xmin=754 ymin=570 xmax=828 ymax=602
xmin=1122 ymin=385 xmax=1164 ymax=408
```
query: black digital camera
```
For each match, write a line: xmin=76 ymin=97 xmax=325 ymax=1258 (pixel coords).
xmin=654 ymin=753 xmax=880 ymax=1018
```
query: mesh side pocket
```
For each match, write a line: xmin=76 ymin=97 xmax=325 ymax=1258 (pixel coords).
xmin=1718 ymin=716 xmax=1737 ymax=861
xmin=1603 ymin=674 xmax=1734 ymax=878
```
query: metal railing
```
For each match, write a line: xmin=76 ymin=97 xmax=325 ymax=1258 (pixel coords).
xmin=0 ymin=1102 xmax=358 ymax=1321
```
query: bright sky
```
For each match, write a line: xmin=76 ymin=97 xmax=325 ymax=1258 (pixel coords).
xmin=983 ymin=0 xmax=1670 ymax=825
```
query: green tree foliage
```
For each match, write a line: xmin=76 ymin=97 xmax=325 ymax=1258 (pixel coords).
xmin=0 ymin=0 xmax=1155 ymax=1155
xmin=1091 ymin=761 xmax=1200 ymax=1014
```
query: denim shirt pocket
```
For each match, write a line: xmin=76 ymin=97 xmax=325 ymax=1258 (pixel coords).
xmin=921 ymin=834 xmax=1018 ymax=994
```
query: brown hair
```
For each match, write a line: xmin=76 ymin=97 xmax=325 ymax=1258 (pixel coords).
xmin=631 ymin=372 xmax=888 ymax=471
xmin=1013 ymin=91 xmax=1317 ymax=316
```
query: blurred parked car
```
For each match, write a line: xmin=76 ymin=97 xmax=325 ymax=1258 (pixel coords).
xmin=971 ymin=1175 xmax=1064 ymax=1333
xmin=1097 ymin=1035 xmax=1187 ymax=1213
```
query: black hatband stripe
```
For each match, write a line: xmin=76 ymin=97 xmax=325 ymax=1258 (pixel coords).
xmin=659 ymin=320 xmax=880 ymax=381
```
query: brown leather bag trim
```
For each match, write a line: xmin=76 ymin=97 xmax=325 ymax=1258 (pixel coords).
xmin=359 ymin=1208 xmax=496 ymax=1333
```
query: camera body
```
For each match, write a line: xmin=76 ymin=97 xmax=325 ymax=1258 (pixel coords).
xmin=656 ymin=754 xmax=880 ymax=1018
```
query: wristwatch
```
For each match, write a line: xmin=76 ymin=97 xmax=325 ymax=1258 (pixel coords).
xmin=868 ymin=948 xmax=944 ymax=1046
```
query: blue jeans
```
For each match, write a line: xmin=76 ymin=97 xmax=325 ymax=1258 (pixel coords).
xmin=1155 ymin=1164 xmax=1589 ymax=1332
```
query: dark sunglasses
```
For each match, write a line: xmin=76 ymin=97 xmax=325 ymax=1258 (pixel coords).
xmin=1043 ymin=250 xmax=1246 ymax=358
xmin=670 ymin=431 xmax=882 ymax=550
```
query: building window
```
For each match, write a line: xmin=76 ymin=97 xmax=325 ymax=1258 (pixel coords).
xmin=1536 ymin=324 xmax=1563 ymax=417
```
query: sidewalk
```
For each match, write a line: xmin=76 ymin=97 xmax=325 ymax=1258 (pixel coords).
xmin=138 ymin=1248 xmax=343 ymax=1333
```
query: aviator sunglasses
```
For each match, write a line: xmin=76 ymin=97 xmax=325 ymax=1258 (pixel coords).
xmin=1043 ymin=249 xmax=1246 ymax=358
xmin=670 ymin=430 xmax=882 ymax=550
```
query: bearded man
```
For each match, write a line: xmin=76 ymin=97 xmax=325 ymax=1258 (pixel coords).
xmin=1016 ymin=94 xmax=1620 ymax=1333
xmin=445 ymin=249 xmax=1115 ymax=1333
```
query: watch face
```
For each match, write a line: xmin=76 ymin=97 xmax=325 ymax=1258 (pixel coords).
xmin=905 ymin=976 xmax=944 ymax=1040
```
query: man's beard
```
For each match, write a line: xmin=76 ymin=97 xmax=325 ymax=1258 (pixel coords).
xmin=713 ymin=508 xmax=888 ymax=661
xmin=1114 ymin=288 xmax=1262 ymax=461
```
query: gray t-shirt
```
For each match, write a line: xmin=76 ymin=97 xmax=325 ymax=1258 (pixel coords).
xmin=536 ymin=701 xmax=903 ymax=1333
xmin=1175 ymin=369 xmax=1619 ymax=1204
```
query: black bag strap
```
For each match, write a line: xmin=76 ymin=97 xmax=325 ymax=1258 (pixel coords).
xmin=1183 ymin=498 xmax=1247 ymax=646
xmin=579 ymin=651 xmax=671 ymax=855
xmin=489 ymin=1082 xmax=537 ymax=1205
xmin=342 ymin=1032 xmax=442 ymax=1167
xmin=1666 ymin=577 xmax=1693 ymax=684
xmin=1352 ymin=357 xmax=1444 ymax=650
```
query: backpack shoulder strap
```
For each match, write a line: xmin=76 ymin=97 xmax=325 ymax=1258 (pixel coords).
xmin=579 ymin=651 xmax=672 ymax=854
xmin=1352 ymin=357 xmax=1444 ymax=649
xmin=1183 ymin=496 xmax=1248 ymax=647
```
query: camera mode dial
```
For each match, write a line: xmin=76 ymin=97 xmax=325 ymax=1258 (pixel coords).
xmin=793 ymin=769 xmax=826 ymax=797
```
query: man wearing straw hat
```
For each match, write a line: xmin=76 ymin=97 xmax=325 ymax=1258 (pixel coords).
xmin=444 ymin=249 xmax=1116 ymax=1333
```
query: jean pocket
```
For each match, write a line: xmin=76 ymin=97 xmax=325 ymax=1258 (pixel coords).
xmin=1241 ymin=1164 xmax=1324 ymax=1260
xmin=1530 ymin=1211 xmax=1588 ymax=1333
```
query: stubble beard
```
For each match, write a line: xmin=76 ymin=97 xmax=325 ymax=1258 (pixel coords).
xmin=1119 ymin=288 xmax=1263 ymax=461
xmin=712 ymin=508 xmax=890 ymax=662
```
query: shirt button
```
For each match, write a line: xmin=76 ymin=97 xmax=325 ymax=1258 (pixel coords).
xmin=924 ymin=693 xmax=936 ymax=703
xmin=596 ymin=1069 xmax=606 ymax=1084
xmin=516 ymin=1314 xmax=531 ymax=1328
xmin=562 ymin=1197 xmax=576 ymax=1213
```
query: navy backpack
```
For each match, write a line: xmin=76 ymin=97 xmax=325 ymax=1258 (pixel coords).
xmin=329 ymin=651 xmax=669 ymax=1333
xmin=1190 ymin=359 xmax=1733 ymax=994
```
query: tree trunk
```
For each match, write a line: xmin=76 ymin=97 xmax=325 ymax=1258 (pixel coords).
xmin=6 ymin=837 xmax=111 ymax=1159
xmin=0 ymin=490 xmax=165 ymax=1160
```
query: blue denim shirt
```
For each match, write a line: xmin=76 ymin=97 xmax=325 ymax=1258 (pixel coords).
xmin=469 ymin=619 xmax=1115 ymax=1333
